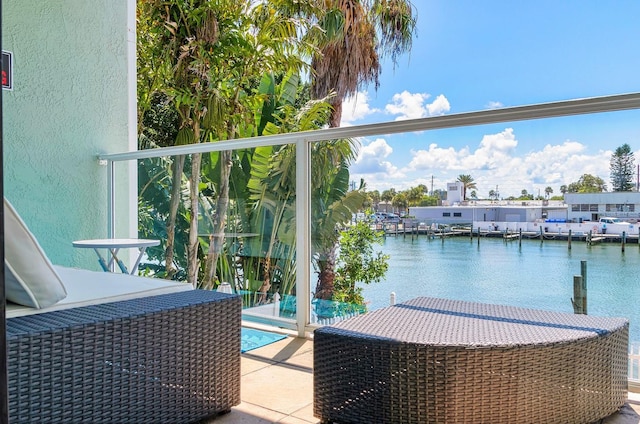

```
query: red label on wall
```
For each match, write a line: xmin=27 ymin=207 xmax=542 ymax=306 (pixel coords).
xmin=2 ymin=51 xmax=13 ymax=90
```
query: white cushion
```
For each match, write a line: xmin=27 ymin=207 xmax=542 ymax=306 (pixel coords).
xmin=4 ymin=198 xmax=67 ymax=308
xmin=6 ymin=266 xmax=193 ymax=318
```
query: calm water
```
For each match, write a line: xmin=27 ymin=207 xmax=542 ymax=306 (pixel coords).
xmin=362 ymin=235 xmax=640 ymax=343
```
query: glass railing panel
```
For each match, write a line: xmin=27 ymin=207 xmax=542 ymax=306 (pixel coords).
xmin=337 ymin=112 xmax=640 ymax=343
xmin=136 ymin=147 xmax=297 ymax=326
xmin=309 ymin=138 xmax=374 ymax=325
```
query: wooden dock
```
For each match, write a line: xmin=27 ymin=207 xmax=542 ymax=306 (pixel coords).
xmin=371 ymin=222 xmax=640 ymax=247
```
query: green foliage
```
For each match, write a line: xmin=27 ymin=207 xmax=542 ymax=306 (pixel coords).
xmin=333 ymin=221 xmax=389 ymax=306
xmin=567 ymin=174 xmax=607 ymax=193
xmin=610 ymin=143 xmax=636 ymax=192
xmin=418 ymin=196 xmax=439 ymax=206
xmin=139 ymin=93 xmax=180 ymax=149
xmin=138 ymin=156 xmax=190 ymax=279
xmin=381 ymin=188 xmax=396 ymax=202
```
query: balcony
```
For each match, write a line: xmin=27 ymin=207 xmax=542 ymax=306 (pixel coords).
xmin=96 ymin=94 xmax=640 ymax=422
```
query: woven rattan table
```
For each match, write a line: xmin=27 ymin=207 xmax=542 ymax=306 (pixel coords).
xmin=314 ymin=297 xmax=629 ymax=424
xmin=7 ymin=290 xmax=241 ymax=424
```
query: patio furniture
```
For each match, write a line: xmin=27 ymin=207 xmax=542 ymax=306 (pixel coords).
xmin=314 ymin=297 xmax=629 ymax=424
xmin=7 ymin=289 xmax=241 ymax=424
xmin=3 ymin=198 xmax=241 ymax=423
xmin=72 ymin=238 xmax=160 ymax=274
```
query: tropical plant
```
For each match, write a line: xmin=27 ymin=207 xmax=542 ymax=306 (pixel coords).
xmin=330 ymin=221 xmax=389 ymax=311
xmin=405 ymin=186 xmax=425 ymax=205
xmin=456 ymin=174 xmax=477 ymax=200
xmin=138 ymin=0 xmax=311 ymax=285
xmin=544 ymin=186 xmax=553 ymax=199
xmin=610 ymin=143 xmax=636 ymax=192
xmin=312 ymin=144 xmax=367 ymax=301
xmin=381 ymin=188 xmax=396 ymax=202
xmin=367 ymin=189 xmax=381 ymax=209
xmin=243 ymin=73 xmax=338 ymax=303
xmin=392 ymin=192 xmax=408 ymax=212
xmin=310 ymin=0 xmax=417 ymax=126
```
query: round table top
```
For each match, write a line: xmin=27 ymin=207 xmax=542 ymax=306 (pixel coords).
xmin=320 ymin=296 xmax=628 ymax=348
xmin=72 ymin=238 xmax=160 ymax=249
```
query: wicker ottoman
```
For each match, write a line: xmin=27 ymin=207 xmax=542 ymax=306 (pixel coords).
xmin=314 ymin=297 xmax=629 ymax=424
xmin=7 ymin=290 xmax=241 ymax=424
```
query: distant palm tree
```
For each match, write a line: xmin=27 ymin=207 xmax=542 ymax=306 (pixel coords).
xmin=544 ymin=186 xmax=553 ymax=199
xmin=457 ymin=174 xmax=477 ymax=200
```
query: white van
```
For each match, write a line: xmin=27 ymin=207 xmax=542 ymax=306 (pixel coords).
xmin=599 ymin=217 xmax=630 ymax=224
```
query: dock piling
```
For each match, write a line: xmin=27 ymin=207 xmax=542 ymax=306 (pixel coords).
xmin=519 ymin=228 xmax=522 ymax=247
xmin=571 ymin=275 xmax=587 ymax=314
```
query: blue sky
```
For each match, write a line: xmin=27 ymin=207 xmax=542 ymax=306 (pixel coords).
xmin=344 ymin=1 xmax=640 ymax=198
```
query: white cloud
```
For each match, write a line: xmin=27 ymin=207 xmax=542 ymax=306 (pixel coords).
xmin=407 ymin=128 xmax=518 ymax=172
xmin=385 ymin=91 xmax=450 ymax=121
xmin=426 ymin=94 xmax=451 ymax=116
xmin=486 ymin=101 xmax=504 ymax=109
xmin=356 ymin=128 xmax=612 ymax=198
xmin=460 ymin=128 xmax=518 ymax=170
xmin=340 ymin=91 xmax=380 ymax=126
xmin=351 ymin=138 xmax=399 ymax=175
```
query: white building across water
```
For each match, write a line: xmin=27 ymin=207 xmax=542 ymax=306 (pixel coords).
xmin=407 ymin=188 xmax=640 ymax=236
xmin=565 ymin=192 xmax=640 ymax=223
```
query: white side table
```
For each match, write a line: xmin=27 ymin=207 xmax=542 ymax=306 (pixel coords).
xmin=72 ymin=238 xmax=160 ymax=274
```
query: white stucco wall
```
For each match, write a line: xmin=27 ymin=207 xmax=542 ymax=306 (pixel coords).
xmin=3 ymin=1 xmax=137 ymax=268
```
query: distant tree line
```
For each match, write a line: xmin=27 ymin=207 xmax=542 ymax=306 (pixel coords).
xmin=361 ymin=144 xmax=636 ymax=205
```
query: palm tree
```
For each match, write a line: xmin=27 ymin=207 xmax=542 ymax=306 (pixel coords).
xmin=381 ymin=188 xmax=396 ymax=203
xmin=405 ymin=186 xmax=424 ymax=206
xmin=310 ymin=0 xmax=417 ymax=126
xmin=544 ymin=186 xmax=553 ymax=199
xmin=456 ymin=174 xmax=477 ymax=201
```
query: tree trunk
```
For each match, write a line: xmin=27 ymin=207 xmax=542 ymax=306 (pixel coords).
xmin=256 ymin=258 xmax=272 ymax=305
xmin=329 ymin=98 xmax=342 ymax=128
xmin=314 ymin=246 xmax=337 ymax=300
xmin=203 ymin=149 xmax=232 ymax=289
xmin=164 ymin=155 xmax=185 ymax=278
xmin=187 ymin=125 xmax=202 ymax=287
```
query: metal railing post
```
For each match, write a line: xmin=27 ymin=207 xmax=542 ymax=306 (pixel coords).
xmin=107 ymin=159 xmax=115 ymax=239
xmin=295 ymin=139 xmax=311 ymax=337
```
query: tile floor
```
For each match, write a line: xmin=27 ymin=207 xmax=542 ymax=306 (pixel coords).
xmin=212 ymin=334 xmax=317 ymax=423
xmin=210 ymin=331 xmax=640 ymax=424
